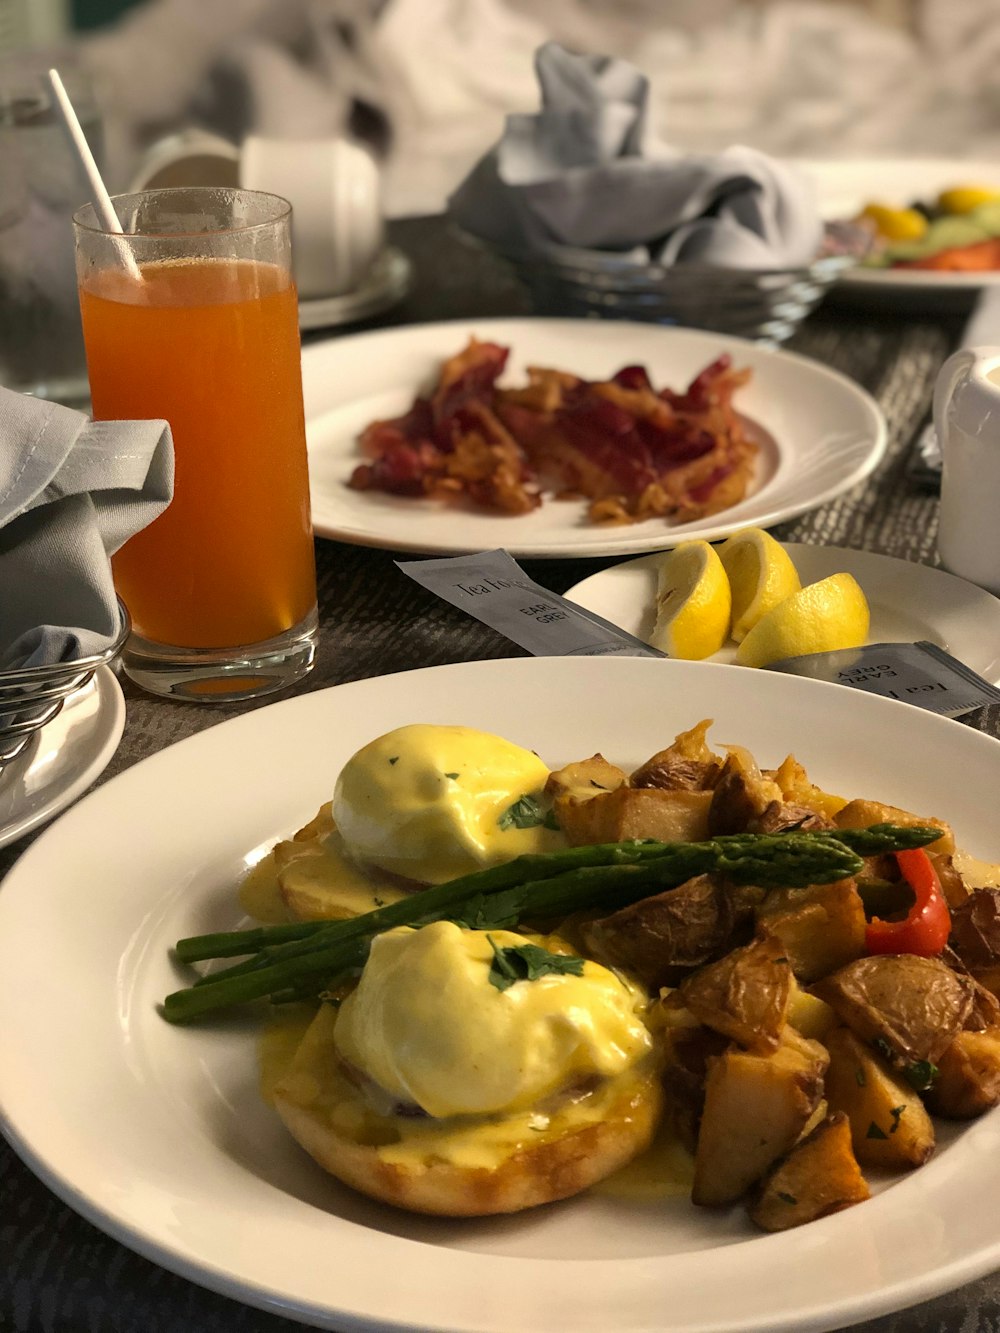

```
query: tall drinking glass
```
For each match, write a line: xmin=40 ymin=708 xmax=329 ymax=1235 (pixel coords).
xmin=73 ymin=187 xmax=318 ymax=702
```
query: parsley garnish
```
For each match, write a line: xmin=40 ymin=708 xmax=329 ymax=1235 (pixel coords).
xmin=873 ymin=1037 xmax=894 ymax=1062
xmin=777 ymin=1192 xmax=798 ymax=1205
xmin=866 ymin=1121 xmax=889 ymax=1141
xmin=889 ymin=1105 xmax=905 ymax=1134
xmin=486 ymin=936 xmax=585 ymax=992
xmin=497 ymin=794 xmax=558 ymax=831
xmin=453 ymin=887 xmax=526 ymax=931
xmin=444 ymin=772 xmax=459 ymax=780
xmin=904 ymin=1060 xmax=939 ymax=1092
xmin=388 ymin=756 xmax=399 ymax=765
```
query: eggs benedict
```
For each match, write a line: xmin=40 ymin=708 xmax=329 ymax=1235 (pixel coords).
xmin=272 ymin=921 xmax=663 ymax=1215
xmin=332 ymin=723 xmax=565 ymax=884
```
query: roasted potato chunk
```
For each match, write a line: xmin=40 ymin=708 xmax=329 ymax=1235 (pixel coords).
xmin=582 ymin=874 xmax=740 ymax=990
xmin=274 ymin=804 xmax=409 ymax=921
xmin=692 ymin=1033 xmax=828 ymax=1206
xmin=822 ymin=1026 xmax=935 ymax=1170
xmin=555 ymin=786 xmax=712 ymax=847
xmin=748 ymin=1112 xmax=870 ymax=1232
xmin=787 ymin=979 xmax=837 ymax=1040
xmin=630 ymin=719 xmax=723 ymax=791
xmin=950 ymin=889 xmax=1000 ymax=972
xmin=658 ymin=1015 xmax=729 ymax=1153
xmin=925 ymin=1027 xmax=1000 ymax=1119
xmin=544 ymin=754 xmax=629 ymax=803
xmin=834 ymin=799 xmax=954 ymax=856
xmin=812 ymin=954 xmax=975 ymax=1066
xmin=707 ymin=747 xmax=784 ymax=835
xmin=769 ymin=754 xmax=847 ymax=821
xmin=755 ymin=879 xmax=866 ymax=983
xmin=678 ymin=933 xmax=793 ymax=1054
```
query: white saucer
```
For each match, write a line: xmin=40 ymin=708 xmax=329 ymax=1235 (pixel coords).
xmin=298 ymin=248 xmax=412 ymax=331
xmin=0 ymin=665 xmax=126 ymax=851
xmin=565 ymin=543 xmax=1000 ymax=681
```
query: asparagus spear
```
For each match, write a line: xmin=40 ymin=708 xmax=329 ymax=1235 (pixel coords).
xmin=162 ymin=824 xmax=940 ymax=1025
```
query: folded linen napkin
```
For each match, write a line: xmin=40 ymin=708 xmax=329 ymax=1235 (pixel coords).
xmin=448 ymin=41 xmax=822 ymax=269
xmin=0 ymin=388 xmax=173 ymax=671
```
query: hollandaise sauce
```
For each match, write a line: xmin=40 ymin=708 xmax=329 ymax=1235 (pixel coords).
xmin=258 ymin=1003 xmax=318 ymax=1104
xmin=595 ymin=1125 xmax=695 ymax=1201
xmin=271 ymin=1001 xmax=663 ymax=1170
xmin=238 ymin=804 xmax=410 ymax=925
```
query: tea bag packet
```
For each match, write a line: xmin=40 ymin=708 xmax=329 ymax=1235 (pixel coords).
xmin=0 ymin=387 xmax=173 ymax=670
xmin=397 ymin=550 xmax=664 ymax=658
xmin=764 ymin=641 xmax=1000 ymax=718
xmin=448 ymin=41 xmax=822 ymax=269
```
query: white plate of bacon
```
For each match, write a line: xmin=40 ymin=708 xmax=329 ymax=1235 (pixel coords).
xmin=301 ymin=318 xmax=886 ymax=558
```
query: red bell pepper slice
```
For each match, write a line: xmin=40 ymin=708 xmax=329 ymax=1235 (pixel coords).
xmin=865 ymin=847 xmax=951 ymax=956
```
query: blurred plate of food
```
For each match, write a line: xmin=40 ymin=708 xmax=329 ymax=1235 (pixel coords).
xmin=300 ymin=317 xmax=885 ymax=558
xmin=801 ymin=158 xmax=1000 ymax=305
xmin=3 ymin=655 xmax=1000 ymax=1332
xmin=565 ymin=542 xmax=1000 ymax=680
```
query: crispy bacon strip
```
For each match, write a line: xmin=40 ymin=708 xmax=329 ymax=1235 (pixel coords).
xmin=349 ymin=339 xmax=756 ymax=524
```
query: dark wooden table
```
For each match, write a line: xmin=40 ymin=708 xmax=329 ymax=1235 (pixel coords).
xmin=2 ymin=215 xmax=998 ymax=1333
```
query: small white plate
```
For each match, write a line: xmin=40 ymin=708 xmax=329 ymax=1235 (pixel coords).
xmin=302 ymin=317 xmax=886 ymax=558
xmin=566 ymin=543 xmax=1000 ymax=680
xmin=298 ymin=248 xmax=412 ymax=331
xmin=2 ymin=657 xmax=1000 ymax=1332
xmin=0 ymin=665 xmax=125 ymax=850
xmin=799 ymin=158 xmax=1000 ymax=306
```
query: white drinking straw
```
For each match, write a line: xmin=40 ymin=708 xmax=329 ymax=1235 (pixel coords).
xmin=46 ymin=67 xmax=144 ymax=282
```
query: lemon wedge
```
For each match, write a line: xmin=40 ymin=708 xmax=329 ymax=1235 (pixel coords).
xmin=717 ymin=528 xmax=802 ymax=643
xmin=938 ymin=185 xmax=1000 ymax=216
xmin=650 ymin=540 xmax=731 ymax=660
xmin=736 ymin=573 xmax=870 ymax=668
xmin=860 ymin=203 xmax=928 ymax=242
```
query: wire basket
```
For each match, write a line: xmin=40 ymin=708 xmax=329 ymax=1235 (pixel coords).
xmin=0 ymin=603 xmax=130 ymax=770
xmin=454 ymin=228 xmax=856 ymax=344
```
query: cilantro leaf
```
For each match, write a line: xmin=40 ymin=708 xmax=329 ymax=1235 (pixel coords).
xmin=453 ymin=887 xmax=527 ymax=931
xmin=866 ymin=1121 xmax=889 ymax=1140
xmin=904 ymin=1059 xmax=939 ymax=1092
xmin=486 ymin=937 xmax=586 ymax=992
xmin=497 ymin=795 xmax=552 ymax=830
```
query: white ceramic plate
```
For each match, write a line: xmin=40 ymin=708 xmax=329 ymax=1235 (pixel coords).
xmin=799 ymin=158 xmax=1000 ymax=304
xmin=301 ymin=318 xmax=886 ymax=557
xmin=566 ymin=543 xmax=1000 ymax=681
xmin=298 ymin=247 xmax=412 ymax=332
xmin=0 ymin=665 xmax=125 ymax=850
xmin=2 ymin=656 xmax=1000 ymax=1333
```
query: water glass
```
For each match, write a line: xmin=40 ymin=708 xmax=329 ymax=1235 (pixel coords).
xmin=0 ymin=61 xmax=99 ymax=403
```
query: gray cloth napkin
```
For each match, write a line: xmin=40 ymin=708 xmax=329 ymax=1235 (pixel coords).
xmin=448 ymin=42 xmax=822 ymax=269
xmin=0 ymin=387 xmax=173 ymax=670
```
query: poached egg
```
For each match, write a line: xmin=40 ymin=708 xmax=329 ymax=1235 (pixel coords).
xmin=333 ymin=921 xmax=653 ymax=1119
xmin=332 ymin=723 xmax=564 ymax=884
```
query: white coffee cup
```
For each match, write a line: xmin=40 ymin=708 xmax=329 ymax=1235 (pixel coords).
xmin=128 ymin=129 xmax=241 ymax=192
xmin=934 ymin=345 xmax=1000 ymax=595
xmin=240 ymin=135 xmax=384 ymax=299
